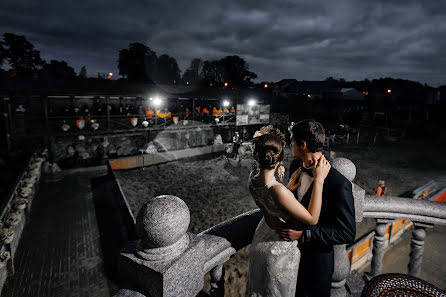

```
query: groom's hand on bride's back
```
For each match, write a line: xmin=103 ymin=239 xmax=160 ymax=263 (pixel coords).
xmin=278 ymin=229 xmax=303 ymax=241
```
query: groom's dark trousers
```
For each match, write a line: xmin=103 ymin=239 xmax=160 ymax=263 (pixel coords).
xmin=289 ymin=159 xmax=356 ymax=297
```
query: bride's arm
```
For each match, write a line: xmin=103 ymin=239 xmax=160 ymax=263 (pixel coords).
xmin=271 ymin=156 xmax=330 ymax=226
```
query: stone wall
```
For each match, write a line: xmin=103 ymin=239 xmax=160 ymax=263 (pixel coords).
xmin=52 ymin=125 xmax=233 ymax=167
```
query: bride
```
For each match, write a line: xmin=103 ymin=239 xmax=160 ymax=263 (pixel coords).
xmin=246 ymin=125 xmax=330 ymax=297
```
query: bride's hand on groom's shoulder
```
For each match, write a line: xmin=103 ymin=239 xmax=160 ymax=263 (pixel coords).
xmin=278 ymin=228 xmax=303 ymax=241
xmin=313 ymin=156 xmax=330 ymax=184
xmin=286 ymin=168 xmax=302 ymax=192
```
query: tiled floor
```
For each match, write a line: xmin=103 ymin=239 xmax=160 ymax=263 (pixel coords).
xmin=1 ymin=168 xmax=111 ymax=297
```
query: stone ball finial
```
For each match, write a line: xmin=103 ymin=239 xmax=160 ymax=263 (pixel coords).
xmin=331 ymin=157 xmax=356 ymax=182
xmin=135 ymin=195 xmax=190 ymax=261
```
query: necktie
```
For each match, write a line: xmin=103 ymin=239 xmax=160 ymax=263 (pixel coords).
xmin=301 ymin=166 xmax=313 ymax=177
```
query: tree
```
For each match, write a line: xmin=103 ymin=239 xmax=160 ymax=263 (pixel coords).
xmin=155 ymin=54 xmax=181 ymax=83
xmin=118 ymin=43 xmax=157 ymax=82
xmin=0 ymin=43 xmax=5 ymax=68
xmin=79 ymin=66 xmax=87 ymax=78
xmin=200 ymin=55 xmax=257 ymax=86
xmin=182 ymin=58 xmax=202 ymax=83
xmin=42 ymin=60 xmax=76 ymax=79
xmin=0 ymin=33 xmax=44 ymax=76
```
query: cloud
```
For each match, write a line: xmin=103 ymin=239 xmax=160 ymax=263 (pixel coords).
xmin=0 ymin=0 xmax=445 ymax=86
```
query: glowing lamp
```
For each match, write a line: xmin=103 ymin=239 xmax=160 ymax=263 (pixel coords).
xmin=223 ymin=100 xmax=230 ymax=107
xmin=264 ymin=84 xmax=268 ymax=88
xmin=387 ymin=89 xmax=392 ymax=94
xmin=224 ymin=82 xmax=228 ymax=87
xmin=248 ymin=99 xmax=256 ymax=106
xmin=153 ymin=97 xmax=162 ymax=107
xmin=107 ymin=72 xmax=113 ymax=79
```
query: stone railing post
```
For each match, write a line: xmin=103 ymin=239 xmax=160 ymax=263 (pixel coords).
xmin=369 ymin=219 xmax=391 ymax=277
xmin=408 ymin=222 xmax=432 ymax=277
xmin=330 ymin=158 xmax=364 ymax=297
xmin=116 ymin=195 xmax=207 ymax=297
xmin=209 ymin=264 xmax=225 ymax=297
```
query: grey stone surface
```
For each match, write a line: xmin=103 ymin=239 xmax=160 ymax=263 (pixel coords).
xmin=119 ymin=234 xmax=206 ymax=297
xmin=363 ymin=195 xmax=446 ymax=225
xmin=332 ymin=157 xmax=356 ymax=182
xmin=370 ymin=221 xmax=389 ymax=277
xmin=136 ymin=195 xmax=190 ymax=261
xmin=114 ymin=289 xmax=146 ymax=297
xmin=408 ymin=224 xmax=428 ymax=277
xmin=352 ymin=183 xmax=365 ymax=222
xmin=331 ymin=244 xmax=350 ymax=297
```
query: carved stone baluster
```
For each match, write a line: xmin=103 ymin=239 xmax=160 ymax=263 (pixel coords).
xmin=369 ymin=219 xmax=390 ymax=277
xmin=408 ymin=223 xmax=432 ymax=277
xmin=209 ymin=264 xmax=225 ymax=297
xmin=331 ymin=245 xmax=350 ymax=297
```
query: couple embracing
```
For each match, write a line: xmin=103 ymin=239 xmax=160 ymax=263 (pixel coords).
xmin=246 ymin=120 xmax=356 ymax=297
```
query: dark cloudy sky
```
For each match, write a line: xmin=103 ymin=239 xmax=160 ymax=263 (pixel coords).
xmin=1 ymin=0 xmax=445 ymax=86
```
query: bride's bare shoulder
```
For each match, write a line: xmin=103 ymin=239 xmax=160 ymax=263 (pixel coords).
xmin=269 ymin=183 xmax=291 ymax=198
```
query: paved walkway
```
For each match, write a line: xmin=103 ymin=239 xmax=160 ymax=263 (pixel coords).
xmin=1 ymin=168 xmax=111 ymax=297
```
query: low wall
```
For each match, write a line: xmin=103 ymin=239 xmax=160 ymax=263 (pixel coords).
xmin=109 ymin=144 xmax=225 ymax=170
xmin=0 ymin=150 xmax=46 ymax=293
xmin=52 ymin=125 xmax=232 ymax=167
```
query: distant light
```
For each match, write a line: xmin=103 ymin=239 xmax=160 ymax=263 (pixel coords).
xmin=187 ymin=81 xmax=189 ymax=85
xmin=264 ymin=84 xmax=268 ymax=88
xmin=224 ymin=82 xmax=228 ymax=87
xmin=248 ymin=99 xmax=256 ymax=106
xmin=153 ymin=97 xmax=162 ymax=106
xmin=307 ymin=94 xmax=311 ymax=98
xmin=107 ymin=72 xmax=113 ymax=79
xmin=223 ymin=100 xmax=230 ymax=107
xmin=173 ymin=80 xmax=176 ymax=84
xmin=387 ymin=89 xmax=392 ymax=94
xmin=149 ymin=97 xmax=153 ymax=101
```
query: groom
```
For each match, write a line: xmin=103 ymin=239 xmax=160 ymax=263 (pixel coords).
xmin=279 ymin=119 xmax=356 ymax=297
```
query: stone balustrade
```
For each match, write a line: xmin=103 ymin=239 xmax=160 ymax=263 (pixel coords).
xmin=114 ymin=158 xmax=446 ymax=297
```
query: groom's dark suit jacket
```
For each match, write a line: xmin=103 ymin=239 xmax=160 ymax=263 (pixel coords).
xmin=289 ymin=159 xmax=356 ymax=297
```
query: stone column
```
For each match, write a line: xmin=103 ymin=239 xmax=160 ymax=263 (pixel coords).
xmin=369 ymin=219 xmax=390 ymax=277
xmin=408 ymin=223 xmax=431 ymax=277
xmin=209 ymin=264 xmax=225 ymax=297
xmin=117 ymin=195 xmax=207 ymax=297
xmin=330 ymin=158 xmax=364 ymax=297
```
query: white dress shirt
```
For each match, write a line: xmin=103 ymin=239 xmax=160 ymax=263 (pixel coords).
xmin=297 ymin=163 xmax=314 ymax=202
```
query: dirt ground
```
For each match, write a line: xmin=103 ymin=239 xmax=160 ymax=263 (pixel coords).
xmin=115 ymin=139 xmax=446 ymax=296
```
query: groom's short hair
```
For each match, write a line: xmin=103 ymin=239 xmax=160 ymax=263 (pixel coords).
xmin=290 ymin=119 xmax=325 ymax=153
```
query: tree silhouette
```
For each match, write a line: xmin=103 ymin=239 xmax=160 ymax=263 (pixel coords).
xmin=42 ymin=60 xmax=76 ymax=79
xmin=118 ymin=43 xmax=157 ymax=82
xmin=155 ymin=54 xmax=180 ymax=83
xmin=0 ymin=33 xmax=44 ymax=77
xmin=78 ymin=66 xmax=87 ymax=78
xmin=182 ymin=58 xmax=202 ymax=83
xmin=200 ymin=56 xmax=257 ymax=86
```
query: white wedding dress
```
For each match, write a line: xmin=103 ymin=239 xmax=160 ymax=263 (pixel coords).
xmin=246 ymin=171 xmax=301 ymax=297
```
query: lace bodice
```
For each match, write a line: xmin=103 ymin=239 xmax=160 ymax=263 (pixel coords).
xmin=248 ymin=171 xmax=297 ymax=229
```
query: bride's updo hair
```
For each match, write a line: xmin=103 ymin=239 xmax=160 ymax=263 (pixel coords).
xmin=252 ymin=126 xmax=285 ymax=169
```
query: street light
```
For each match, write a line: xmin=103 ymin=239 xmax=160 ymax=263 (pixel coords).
xmin=224 ymin=82 xmax=229 ymax=87
xmin=387 ymin=89 xmax=392 ymax=94
xmin=248 ymin=99 xmax=256 ymax=106
xmin=264 ymin=83 xmax=268 ymax=88
xmin=153 ymin=97 xmax=163 ymax=107
xmin=223 ymin=100 xmax=230 ymax=107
